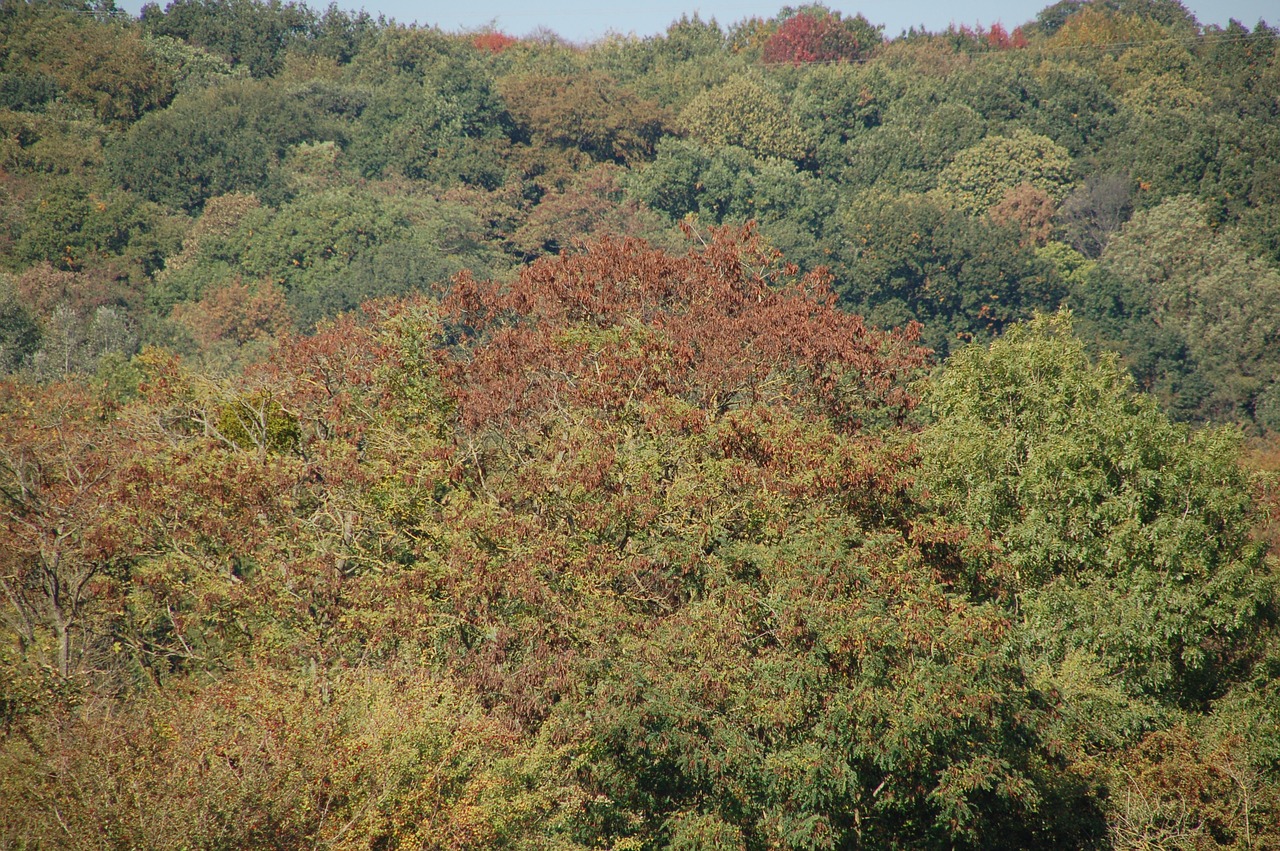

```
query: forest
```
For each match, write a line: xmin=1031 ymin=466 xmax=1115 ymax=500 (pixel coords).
xmin=1 ymin=0 xmax=1279 ymax=847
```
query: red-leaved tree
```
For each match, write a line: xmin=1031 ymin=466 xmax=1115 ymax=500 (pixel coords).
xmin=762 ymin=6 xmax=883 ymax=65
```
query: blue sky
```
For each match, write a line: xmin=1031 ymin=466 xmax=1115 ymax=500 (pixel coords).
xmin=379 ymin=1 xmax=1273 ymax=42
xmin=119 ymin=0 xmax=1274 ymax=44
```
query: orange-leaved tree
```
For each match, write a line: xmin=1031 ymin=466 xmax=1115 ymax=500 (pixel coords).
xmin=0 ymin=381 xmax=139 ymax=681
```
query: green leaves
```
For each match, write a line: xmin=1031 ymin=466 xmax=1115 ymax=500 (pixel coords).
xmin=678 ymin=76 xmax=810 ymax=162
xmin=580 ymin=506 xmax=1060 ymax=849
xmin=501 ymin=72 xmax=670 ymax=165
xmin=935 ymin=129 xmax=1074 ymax=216
xmin=104 ymin=78 xmax=328 ymax=211
xmin=1078 ymin=195 xmax=1280 ymax=425
xmin=921 ymin=312 xmax=1274 ymax=707
xmin=832 ymin=191 xmax=1063 ymax=357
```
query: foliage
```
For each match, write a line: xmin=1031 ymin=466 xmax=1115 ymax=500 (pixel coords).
xmin=632 ymin=139 xmax=831 ymax=228
xmin=1057 ymin=170 xmax=1134 ymax=257
xmin=344 ymin=40 xmax=511 ymax=181
xmin=236 ymin=187 xmax=408 ymax=290
xmin=989 ymin=183 xmax=1057 ymax=246
xmin=421 ymin=230 xmax=1095 ymax=846
xmin=140 ymin=0 xmax=321 ymax=77
xmin=2 ymin=6 xmax=173 ymax=126
xmin=1045 ymin=4 xmax=1172 ymax=51
xmin=585 ymin=16 xmax=744 ymax=112
xmin=169 ymin=277 xmax=291 ymax=346
xmin=143 ymin=32 xmax=248 ymax=94
xmin=921 ymin=312 xmax=1275 ymax=709
xmin=1023 ymin=58 xmax=1120 ymax=157
xmin=0 ymin=70 xmax=59 ymax=113
xmin=1079 ymin=196 xmax=1280 ymax=425
xmin=0 ymin=380 xmax=136 ymax=679
xmin=2 ymin=2 xmax=1280 ymax=846
xmin=27 ymin=304 xmax=139 ymax=381
xmin=205 ymin=187 xmax=502 ymax=327
xmin=832 ymin=191 xmax=1064 ymax=357
xmin=103 ymin=78 xmax=330 ymax=211
xmin=789 ymin=62 xmax=884 ymax=172
xmin=0 ymin=276 xmax=40 ymax=373
xmin=12 ymin=181 xmax=180 ymax=276
xmin=935 ymin=129 xmax=1075 ymax=216
xmin=0 ymin=666 xmax=566 ymax=850
xmin=511 ymin=163 xmax=675 ymax=257
xmin=499 ymin=72 xmax=670 ymax=165
xmin=0 ymin=107 xmax=107 ymax=177
xmin=678 ymin=75 xmax=810 ymax=162
xmin=0 ymin=230 xmax=1104 ymax=847
xmin=760 ymin=5 xmax=883 ymax=65
xmin=1108 ymin=725 xmax=1279 ymax=850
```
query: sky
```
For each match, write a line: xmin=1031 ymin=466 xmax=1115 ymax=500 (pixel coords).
xmin=367 ymin=1 xmax=1274 ymax=42
xmin=116 ymin=0 xmax=1275 ymax=44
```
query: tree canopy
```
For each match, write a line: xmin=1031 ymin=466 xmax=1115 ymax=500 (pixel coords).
xmin=2 ymin=1 xmax=1280 ymax=846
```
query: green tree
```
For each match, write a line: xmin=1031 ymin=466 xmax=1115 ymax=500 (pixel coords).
xmin=939 ymin=55 xmax=1039 ymax=130
xmin=140 ymin=0 xmax=319 ymax=77
xmin=2 ymin=6 xmax=173 ymax=126
xmin=342 ymin=79 xmax=466 ymax=179
xmin=0 ymin=105 xmax=108 ymax=177
xmin=1024 ymin=59 xmax=1120 ymax=157
xmin=0 ymin=71 xmax=59 ymax=112
xmin=12 ymin=180 xmax=183 ymax=278
xmin=345 ymin=27 xmax=513 ymax=180
xmin=935 ymin=129 xmax=1074 ymax=216
xmin=584 ymin=15 xmax=746 ymax=112
xmin=285 ymin=195 xmax=503 ymax=328
xmin=0 ymin=276 xmax=40 ymax=372
xmin=104 ymin=78 xmax=328 ymax=211
xmin=628 ymin=139 xmax=837 ymax=270
xmin=790 ymin=63 xmax=885 ymax=176
xmin=626 ymin=137 xmax=710 ymax=221
xmin=156 ymin=186 xmax=501 ymax=328
xmin=1079 ymin=196 xmax=1280 ymax=424
xmin=148 ymin=191 xmax=261 ymax=313
xmin=832 ymin=191 xmax=1063 ymax=356
xmin=824 ymin=61 xmax=985 ymax=192
xmin=143 ymin=33 xmax=247 ymax=94
xmin=921 ymin=312 xmax=1275 ymax=711
xmin=499 ymin=72 xmax=670 ymax=165
xmin=678 ymin=75 xmax=809 ymax=162
xmin=236 ymin=187 xmax=407 ymax=286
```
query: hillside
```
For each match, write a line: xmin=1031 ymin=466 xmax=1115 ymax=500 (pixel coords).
xmin=2 ymin=1 xmax=1280 ymax=847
